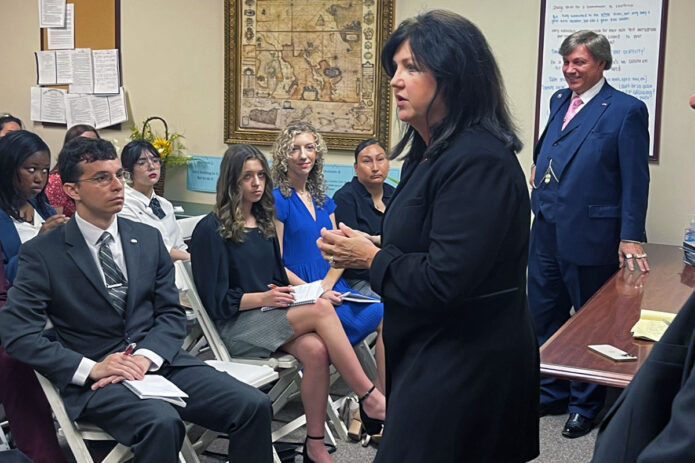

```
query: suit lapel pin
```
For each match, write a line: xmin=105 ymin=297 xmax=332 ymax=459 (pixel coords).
xmin=602 ymin=103 xmax=607 ymax=106
xmin=130 ymin=239 xmax=138 ymax=244
xmin=557 ymin=94 xmax=563 ymax=99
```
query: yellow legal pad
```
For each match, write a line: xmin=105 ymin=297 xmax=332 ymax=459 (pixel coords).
xmin=630 ymin=309 xmax=677 ymax=342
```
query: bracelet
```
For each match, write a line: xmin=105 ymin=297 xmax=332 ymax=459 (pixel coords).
xmin=621 ymin=239 xmax=643 ymax=244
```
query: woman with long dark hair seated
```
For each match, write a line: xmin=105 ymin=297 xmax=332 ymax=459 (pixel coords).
xmin=190 ymin=144 xmax=385 ymax=463
xmin=0 ymin=130 xmax=69 ymax=463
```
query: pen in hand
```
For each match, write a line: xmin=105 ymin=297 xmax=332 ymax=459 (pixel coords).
xmin=124 ymin=342 xmax=136 ymax=356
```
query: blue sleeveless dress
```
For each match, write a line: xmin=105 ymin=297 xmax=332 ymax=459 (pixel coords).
xmin=273 ymin=188 xmax=383 ymax=344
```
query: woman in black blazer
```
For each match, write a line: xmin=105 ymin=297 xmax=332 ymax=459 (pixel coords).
xmin=318 ymin=10 xmax=539 ymax=462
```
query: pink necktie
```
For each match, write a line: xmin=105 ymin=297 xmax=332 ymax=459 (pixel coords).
xmin=562 ymin=96 xmax=583 ymax=130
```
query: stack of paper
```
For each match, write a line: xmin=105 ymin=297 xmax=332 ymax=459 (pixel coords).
xmin=630 ymin=309 xmax=677 ymax=342
xmin=205 ymin=360 xmax=278 ymax=388
xmin=123 ymin=375 xmax=188 ymax=407
xmin=684 ymin=241 xmax=695 ymax=266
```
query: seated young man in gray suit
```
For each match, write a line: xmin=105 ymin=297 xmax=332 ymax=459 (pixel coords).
xmin=0 ymin=137 xmax=273 ymax=462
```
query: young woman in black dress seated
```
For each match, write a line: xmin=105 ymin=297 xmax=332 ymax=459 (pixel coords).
xmin=190 ymin=144 xmax=385 ymax=463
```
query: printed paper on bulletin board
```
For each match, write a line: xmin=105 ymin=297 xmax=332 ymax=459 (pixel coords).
xmin=535 ymin=0 xmax=668 ymax=160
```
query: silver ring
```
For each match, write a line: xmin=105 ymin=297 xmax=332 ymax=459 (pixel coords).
xmin=624 ymin=253 xmax=634 ymax=259
xmin=329 ymin=255 xmax=335 ymax=267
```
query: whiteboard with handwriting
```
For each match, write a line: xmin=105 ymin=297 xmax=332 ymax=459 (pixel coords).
xmin=537 ymin=0 xmax=667 ymax=159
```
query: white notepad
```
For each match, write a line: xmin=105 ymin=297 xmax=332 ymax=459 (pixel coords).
xmin=123 ymin=375 xmax=189 ymax=407
xmin=205 ymin=360 xmax=278 ymax=388
xmin=260 ymin=280 xmax=324 ymax=312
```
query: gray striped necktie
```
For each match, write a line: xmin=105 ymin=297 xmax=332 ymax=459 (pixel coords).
xmin=97 ymin=232 xmax=127 ymax=315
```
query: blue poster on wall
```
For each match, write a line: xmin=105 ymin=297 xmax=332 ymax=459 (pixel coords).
xmin=186 ymin=155 xmax=222 ymax=193
xmin=187 ymin=154 xmax=400 ymax=196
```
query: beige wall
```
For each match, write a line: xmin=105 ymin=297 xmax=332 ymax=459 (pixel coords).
xmin=1 ymin=0 xmax=693 ymax=244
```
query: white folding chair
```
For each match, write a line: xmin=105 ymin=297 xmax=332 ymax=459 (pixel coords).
xmin=174 ymin=215 xmax=206 ymax=291
xmin=176 ymin=260 xmax=350 ymax=447
xmin=34 ymin=372 xmax=199 ymax=463
xmin=0 ymin=417 xmax=10 ymax=452
xmin=175 ymin=215 xmax=206 ymax=242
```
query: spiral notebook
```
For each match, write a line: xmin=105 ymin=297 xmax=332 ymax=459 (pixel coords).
xmin=260 ymin=280 xmax=324 ymax=312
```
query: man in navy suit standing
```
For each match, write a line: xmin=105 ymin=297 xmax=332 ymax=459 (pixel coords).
xmin=0 ymin=138 xmax=273 ymax=461
xmin=529 ymin=30 xmax=650 ymax=438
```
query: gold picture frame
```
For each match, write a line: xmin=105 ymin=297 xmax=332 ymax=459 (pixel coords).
xmin=224 ymin=0 xmax=394 ymax=150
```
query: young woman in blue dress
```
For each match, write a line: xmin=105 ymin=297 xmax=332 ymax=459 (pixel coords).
xmin=190 ymin=144 xmax=385 ymax=463
xmin=271 ymin=121 xmax=386 ymax=395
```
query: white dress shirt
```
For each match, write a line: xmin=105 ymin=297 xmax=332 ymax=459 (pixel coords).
xmin=12 ymin=212 xmax=45 ymax=244
xmin=119 ymin=185 xmax=187 ymax=252
xmin=71 ymin=212 xmax=164 ymax=386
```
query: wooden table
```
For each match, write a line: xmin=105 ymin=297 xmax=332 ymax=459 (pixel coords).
xmin=539 ymin=243 xmax=695 ymax=388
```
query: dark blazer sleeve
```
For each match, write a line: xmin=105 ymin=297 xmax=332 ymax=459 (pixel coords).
xmin=134 ymin=228 xmax=188 ymax=363
xmin=334 ymin=186 xmax=359 ymax=230
xmin=0 ymin=212 xmax=21 ymax=285
xmin=0 ymin=241 xmax=85 ymax=389
xmin=0 ymin=201 xmax=56 ymax=284
xmin=635 ymin=359 xmax=695 ymax=463
xmin=271 ymin=237 xmax=291 ymax=286
xmin=617 ymin=100 xmax=650 ymax=241
xmin=190 ymin=216 xmax=244 ymax=320
xmin=371 ymin=145 xmax=526 ymax=310
xmin=0 ymin=246 xmax=7 ymax=308
xmin=533 ymin=90 xmax=565 ymax=164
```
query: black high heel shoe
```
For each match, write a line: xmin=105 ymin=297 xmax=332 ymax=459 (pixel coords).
xmin=302 ymin=434 xmax=324 ymax=463
xmin=359 ymin=385 xmax=384 ymax=435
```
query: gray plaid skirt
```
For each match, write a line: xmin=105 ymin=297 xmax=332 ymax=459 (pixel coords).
xmin=215 ymin=307 xmax=295 ymax=358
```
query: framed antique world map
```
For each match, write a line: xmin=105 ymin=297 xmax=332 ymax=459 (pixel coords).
xmin=224 ymin=0 xmax=394 ymax=150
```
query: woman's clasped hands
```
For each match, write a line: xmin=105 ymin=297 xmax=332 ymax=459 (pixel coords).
xmin=316 ymin=222 xmax=379 ymax=270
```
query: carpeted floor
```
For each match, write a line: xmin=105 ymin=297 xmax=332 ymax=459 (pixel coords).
xmin=195 ymin=389 xmax=603 ymax=463
xmin=50 ymin=379 xmax=616 ymax=462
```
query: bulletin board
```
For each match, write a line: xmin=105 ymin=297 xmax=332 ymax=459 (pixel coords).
xmin=37 ymin=0 xmax=121 ymax=126
xmin=40 ymin=0 xmax=120 ymax=51
xmin=534 ymin=0 xmax=668 ymax=161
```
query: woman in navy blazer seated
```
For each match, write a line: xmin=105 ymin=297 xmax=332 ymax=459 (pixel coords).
xmin=0 ymin=131 xmax=69 ymax=463
xmin=0 ymin=130 xmax=68 ymax=282
xmin=317 ymin=10 xmax=539 ymax=462
xmin=118 ymin=139 xmax=190 ymax=262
